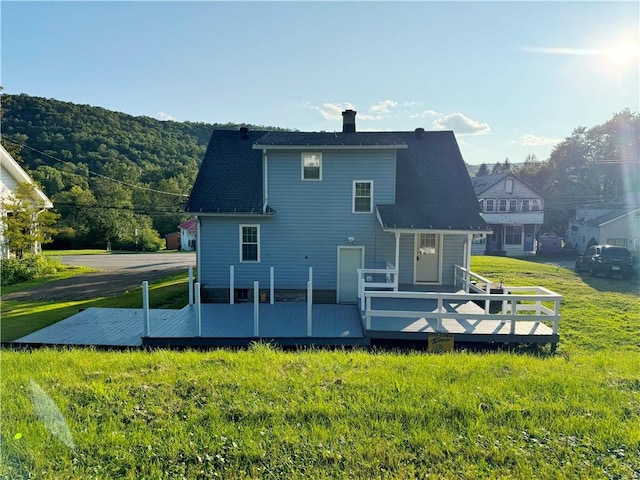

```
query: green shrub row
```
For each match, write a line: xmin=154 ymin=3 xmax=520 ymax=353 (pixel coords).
xmin=0 ymin=254 xmax=64 ymax=286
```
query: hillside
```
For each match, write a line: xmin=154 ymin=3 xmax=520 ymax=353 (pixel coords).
xmin=0 ymin=94 xmax=286 ymax=248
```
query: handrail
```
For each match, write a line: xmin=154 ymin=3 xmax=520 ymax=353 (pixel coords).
xmin=363 ymin=287 xmax=562 ymax=335
xmin=357 ymin=266 xmax=398 ymax=311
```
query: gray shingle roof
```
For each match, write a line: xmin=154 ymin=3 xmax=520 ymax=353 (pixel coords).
xmin=185 ymin=129 xmax=268 ymax=214
xmin=377 ymin=131 xmax=489 ymax=232
xmin=187 ymin=128 xmax=490 ymax=233
xmin=253 ymin=131 xmax=406 ymax=147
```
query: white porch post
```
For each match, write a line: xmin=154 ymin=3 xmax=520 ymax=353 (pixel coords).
xmin=142 ymin=281 xmax=150 ymax=336
xmin=253 ymin=281 xmax=259 ymax=336
xmin=307 ymin=280 xmax=313 ymax=336
xmin=188 ymin=266 xmax=194 ymax=305
xmin=195 ymin=282 xmax=202 ymax=337
xmin=229 ymin=265 xmax=235 ymax=304
xmin=394 ymin=232 xmax=400 ymax=290
xmin=270 ymin=267 xmax=274 ymax=304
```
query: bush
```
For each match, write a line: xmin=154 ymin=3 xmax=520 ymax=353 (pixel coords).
xmin=0 ymin=254 xmax=64 ymax=286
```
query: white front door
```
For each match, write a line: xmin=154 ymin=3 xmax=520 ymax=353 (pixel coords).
xmin=337 ymin=246 xmax=364 ymax=303
xmin=415 ymin=233 xmax=440 ymax=283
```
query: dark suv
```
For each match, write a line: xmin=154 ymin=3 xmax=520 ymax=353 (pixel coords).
xmin=575 ymin=245 xmax=634 ymax=280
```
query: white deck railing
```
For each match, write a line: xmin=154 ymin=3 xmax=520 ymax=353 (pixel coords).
xmin=357 ymin=264 xmax=398 ymax=311
xmin=362 ymin=265 xmax=562 ymax=336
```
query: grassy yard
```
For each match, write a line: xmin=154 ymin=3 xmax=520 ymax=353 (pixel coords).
xmin=1 ymin=257 xmax=639 ymax=479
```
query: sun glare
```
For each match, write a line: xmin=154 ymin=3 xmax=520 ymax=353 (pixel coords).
xmin=604 ymin=41 xmax=639 ymax=67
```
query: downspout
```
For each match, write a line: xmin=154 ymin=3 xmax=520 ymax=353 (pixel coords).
xmin=262 ymin=149 xmax=269 ymax=214
xmin=394 ymin=232 xmax=400 ymax=288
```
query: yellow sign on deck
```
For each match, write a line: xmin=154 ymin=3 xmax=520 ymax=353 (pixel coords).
xmin=428 ymin=333 xmax=454 ymax=353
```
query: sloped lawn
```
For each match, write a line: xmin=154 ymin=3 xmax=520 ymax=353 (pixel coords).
xmin=1 ymin=257 xmax=639 ymax=479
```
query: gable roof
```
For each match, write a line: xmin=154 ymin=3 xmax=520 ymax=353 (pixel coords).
xmin=178 ymin=218 xmax=197 ymax=231
xmin=253 ymin=131 xmax=407 ymax=149
xmin=471 ymin=172 xmax=544 ymax=197
xmin=185 ymin=129 xmax=268 ymax=214
xmin=186 ymin=128 xmax=490 ymax=233
xmin=377 ymin=131 xmax=490 ymax=232
xmin=0 ymin=143 xmax=53 ymax=208
xmin=585 ymin=204 xmax=640 ymax=227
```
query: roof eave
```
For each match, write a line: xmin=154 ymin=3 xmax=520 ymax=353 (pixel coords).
xmin=252 ymin=144 xmax=407 ymax=150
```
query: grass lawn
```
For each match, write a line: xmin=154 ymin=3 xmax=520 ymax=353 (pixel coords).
xmin=1 ymin=257 xmax=639 ymax=479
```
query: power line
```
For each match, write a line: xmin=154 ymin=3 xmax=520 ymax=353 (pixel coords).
xmin=2 ymin=136 xmax=189 ymax=198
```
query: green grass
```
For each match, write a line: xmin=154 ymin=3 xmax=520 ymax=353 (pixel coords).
xmin=1 ymin=257 xmax=639 ymax=479
xmin=0 ymin=265 xmax=97 ymax=296
xmin=0 ymin=272 xmax=189 ymax=342
xmin=42 ymin=249 xmax=110 ymax=256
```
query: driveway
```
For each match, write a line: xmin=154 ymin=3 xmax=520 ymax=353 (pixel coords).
xmin=3 ymin=253 xmax=196 ymax=302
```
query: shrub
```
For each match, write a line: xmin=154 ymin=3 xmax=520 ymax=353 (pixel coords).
xmin=0 ymin=254 xmax=64 ymax=286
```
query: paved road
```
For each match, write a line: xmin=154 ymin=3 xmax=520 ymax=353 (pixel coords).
xmin=4 ymin=253 xmax=196 ymax=302
xmin=59 ymin=252 xmax=196 ymax=272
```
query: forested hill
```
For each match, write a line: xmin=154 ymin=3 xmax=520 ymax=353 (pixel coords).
xmin=0 ymin=94 xmax=286 ymax=249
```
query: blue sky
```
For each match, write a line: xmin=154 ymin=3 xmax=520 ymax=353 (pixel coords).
xmin=2 ymin=1 xmax=638 ymax=165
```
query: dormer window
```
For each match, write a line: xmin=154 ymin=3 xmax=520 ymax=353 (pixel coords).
xmin=302 ymin=153 xmax=322 ymax=181
xmin=505 ymin=178 xmax=514 ymax=194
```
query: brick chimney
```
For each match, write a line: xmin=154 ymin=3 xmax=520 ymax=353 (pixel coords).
xmin=342 ymin=109 xmax=357 ymax=133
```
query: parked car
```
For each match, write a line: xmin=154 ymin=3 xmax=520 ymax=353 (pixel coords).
xmin=575 ymin=245 xmax=634 ymax=280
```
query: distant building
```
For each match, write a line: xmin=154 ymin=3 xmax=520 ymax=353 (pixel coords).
xmin=164 ymin=231 xmax=181 ymax=251
xmin=471 ymin=172 xmax=544 ymax=256
xmin=178 ymin=218 xmax=197 ymax=251
xmin=0 ymin=144 xmax=53 ymax=258
xmin=568 ymin=201 xmax=640 ymax=254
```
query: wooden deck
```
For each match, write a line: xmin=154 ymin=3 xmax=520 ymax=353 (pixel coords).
xmin=13 ymin=303 xmax=367 ymax=348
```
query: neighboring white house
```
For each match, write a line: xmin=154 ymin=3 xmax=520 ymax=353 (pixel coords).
xmin=568 ymin=201 xmax=640 ymax=254
xmin=0 ymin=144 xmax=53 ymax=258
xmin=178 ymin=218 xmax=196 ymax=251
xmin=471 ymin=172 xmax=544 ymax=256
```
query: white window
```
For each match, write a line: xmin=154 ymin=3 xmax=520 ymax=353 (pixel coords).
xmin=505 ymin=225 xmax=522 ymax=245
xmin=522 ymin=199 xmax=530 ymax=212
xmin=505 ymin=178 xmax=514 ymax=194
xmin=607 ymin=238 xmax=627 ymax=247
xmin=485 ymin=199 xmax=495 ymax=212
xmin=498 ymin=199 xmax=508 ymax=212
xmin=353 ymin=181 xmax=373 ymax=213
xmin=240 ymin=225 xmax=260 ymax=262
xmin=509 ymin=199 xmax=518 ymax=212
xmin=531 ymin=199 xmax=541 ymax=211
xmin=301 ymin=153 xmax=322 ymax=181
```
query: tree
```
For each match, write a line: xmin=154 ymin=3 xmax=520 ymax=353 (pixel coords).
xmin=475 ymin=163 xmax=490 ymax=177
xmin=1 ymin=183 xmax=59 ymax=258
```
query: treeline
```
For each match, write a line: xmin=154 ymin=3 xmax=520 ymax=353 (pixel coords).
xmin=474 ymin=109 xmax=639 ymax=234
xmin=1 ymin=94 xmax=286 ymax=250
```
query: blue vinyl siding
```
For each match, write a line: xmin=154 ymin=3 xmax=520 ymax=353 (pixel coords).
xmin=199 ymin=149 xmax=398 ymax=290
xmin=197 ymin=148 xmax=470 ymax=291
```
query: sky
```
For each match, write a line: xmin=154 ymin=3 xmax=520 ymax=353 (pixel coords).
xmin=1 ymin=1 xmax=638 ymax=165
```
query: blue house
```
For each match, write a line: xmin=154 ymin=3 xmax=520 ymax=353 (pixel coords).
xmin=186 ymin=110 xmax=490 ymax=304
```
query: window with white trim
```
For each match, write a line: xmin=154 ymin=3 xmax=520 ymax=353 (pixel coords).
xmin=485 ymin=199 xmax=495 ymax=212
xmin=509 ymin=199 xmax=518 ymax=212
xmin=498 ymin=199 xmax=508 ymax=212
xmin=353 ymin=181 xmax=373 ymax=213
xmin=240 ymin=225 xmax=260 ymax=262
xmin=301 ymin=153 xmax=322 ymax=181
xmin=522 ymin=199 xmax=531 ymax=212
xmin=505 ymin=225 xmax=522 ymax=245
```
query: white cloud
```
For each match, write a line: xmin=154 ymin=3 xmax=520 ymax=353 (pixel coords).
xmin=156 ymin=111 xmax=176 ymax=121
xmin=311 ymin=102 xmax=355 ymax=120
xmin=410 ymin=109 xmax=441 ymax=119
xmin=369 ymin=100 xmax=398 ymax=114
xmin=431 ymin=112 xmax=491 ymax=136
xmin=520 ymin=134 xmax=562 ymax=146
